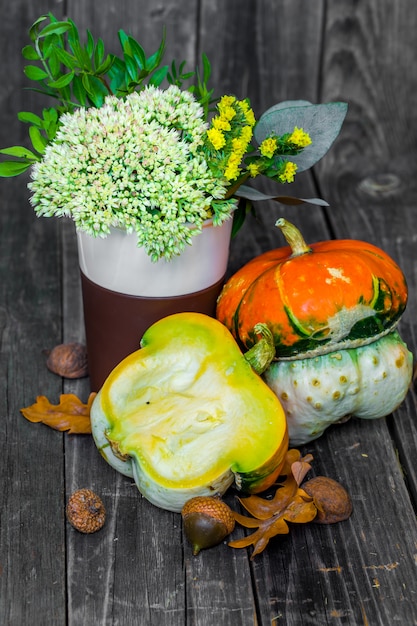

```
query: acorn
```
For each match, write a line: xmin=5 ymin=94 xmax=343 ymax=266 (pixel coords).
xmin=302 ymin=476 xmax=353 ymax=524
xmin=181 ymin=496 xmax=235 ymax=555
xmin=45 ymin=342 xmax=88 ymax=378
xmin=66 ymin=488 xmax=106 ymax=533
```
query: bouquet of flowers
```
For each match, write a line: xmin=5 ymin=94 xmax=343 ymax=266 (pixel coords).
xmin=0 ymin=13 xmax=347 ymax=261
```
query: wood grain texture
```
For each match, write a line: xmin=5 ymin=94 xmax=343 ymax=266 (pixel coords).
xmin=1 ymin=0 xmax=417 ymax=624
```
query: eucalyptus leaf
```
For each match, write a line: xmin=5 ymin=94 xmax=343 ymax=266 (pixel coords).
xmin=235 ymin=185 xmax=329 ymax=206
xmin=254 ymin=101 xmax=348 ymax=172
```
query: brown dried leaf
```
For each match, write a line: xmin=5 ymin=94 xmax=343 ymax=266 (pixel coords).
xmin=238 ymin=478 xmax=297 ymax=520
xmin=229 ymin=515 xmax=290 ymax=556
xmin=229 ymin=449 xmax=318 ymax=558
xmin=20 ymin=393 xmax=96 ymax=434
xmin=291 ymin=458 xmax=313 ymax=486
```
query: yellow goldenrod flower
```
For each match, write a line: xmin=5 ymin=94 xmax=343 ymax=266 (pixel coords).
xmin=259 ymin=137 xmax=278 ymax=158
xmin=289 ymin=126 xmax=312 ymax=148
xmin=237 ymin=100 xmax=256 ymax=126
xmin=220 ymin=106 xmax=236 ymax=121
xmin=248 ymin=162 xmax=261 ymax=177
xmin=207 ymin=127 xmax=226 ymax=150
xmin=279 ymin=161 xmax=298 ymax=183
xmin=224 ymin=153 xmax=241 ymax=181
xmin=240 ymin=125 xmax=253 ymax=144
xmin=232 ymin=137 xmax=247 ymax=154
xmin=218 ymin=95 xmax=236 ymax=109
xmin=212 ymin=116 xmax=231 ymax=131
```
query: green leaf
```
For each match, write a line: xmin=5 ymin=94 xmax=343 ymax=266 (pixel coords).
xmin=47 ymin=48 xmax=61 ymax=77
xmin=53 ymin=46 xmax=78 ymax=69
xmin=42 ymin=107 xmax=59 ymax=123
xmin=0 ymin=160 xmax=32 ymax=177
xmin=22 ymin=45 xmax=40 ymax=60
xmin=0 ymin=146 xmax=39 ymax=159
xmin=29 ymin=126 xmax=48 ymax=154
xmin=124 ymin=55 xmax=139 ymax=81
xmin=254 ymin=101 xmax=348 ymax=172
xmin=146 ymin=30 xmax=166 ymax=71
xmin=86 ymin=29 xmax=95 ymax=56
xmin=29 ymin=15 xmax=48 ymax=42
xmin=94 ymin=38 xmax=105 ymax=68
xmin=95 ymin=54 xmax=115 ymax=75
xmin=81 ymin=75 xmax=107 ymax=107
xmin=231 ymin=201 xmax=251 ymax=238
xmin=48 ymin=71 xmax=75 ymax=89
xmin=41 ymin=36 xmax=60 ymax=61
xmin=118 ymin=29 xmax=129 ymax=49
xmin=128 ymin=37 xmax=146 ymax=69
xmin=202 ymin=52 xmax=211 ymax=83
xmin=24 ymin=65 xmax=49 ymax=81
xmin=18 ymin=111 xmax=43 ymax=126
xmin=72 ymin=74 xmax=88 ymax=106
xmin=108 ymin=57 xmax=126 ymax=92
xmin=148 ymin=65 xmax=169 ymax=87
xmin=37 ymin=22 xmax=72 ymax=39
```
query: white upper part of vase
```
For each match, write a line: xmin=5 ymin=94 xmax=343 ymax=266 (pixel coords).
xmin=76 ymin=218 xmax=233 ymax=297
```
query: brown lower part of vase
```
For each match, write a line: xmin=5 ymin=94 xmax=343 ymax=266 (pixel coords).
xmin=80 ymin=271 xmax=225 ymax=392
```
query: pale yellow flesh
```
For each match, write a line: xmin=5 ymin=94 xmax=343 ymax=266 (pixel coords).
xmin=90 ymin=313 xmax=287 ymax=512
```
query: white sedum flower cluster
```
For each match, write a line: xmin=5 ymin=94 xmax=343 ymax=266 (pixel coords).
xmin=29 ymin=85 xmax=236 ymax=261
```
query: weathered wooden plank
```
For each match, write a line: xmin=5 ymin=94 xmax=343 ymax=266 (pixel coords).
xmin=0 ymin=1 xmax=68 ymax=623
xmin=236 ymin=1 xmax=417 ymax=624
xmin=317 ymin=0 xmax=417 ymax=499
xmin=223 ymin=1 xmax=417 ymax=625
xmin=2 ymin=0 xmax=417 ymax=624
xmin=0 ymin=178 xmax=66 ymax=626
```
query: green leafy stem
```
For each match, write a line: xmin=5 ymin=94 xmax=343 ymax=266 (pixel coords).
xmin=0 ymin=12 xmax=213 ymax=177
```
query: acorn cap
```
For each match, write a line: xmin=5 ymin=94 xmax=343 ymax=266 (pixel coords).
xmin=66 ymin=488 xmax=106 ymax=533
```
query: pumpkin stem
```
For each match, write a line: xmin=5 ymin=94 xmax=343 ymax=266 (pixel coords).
xmin=276 ymin=218 xmax=312 ymax=257
xmin=244 ymin=323 xmax=276 ymax=375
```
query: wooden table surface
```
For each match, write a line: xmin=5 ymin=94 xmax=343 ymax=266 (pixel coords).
xmin=1 ymin=1 xmax=417 ymax=624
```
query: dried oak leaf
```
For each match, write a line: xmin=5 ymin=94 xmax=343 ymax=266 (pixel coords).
xmin=20 ymin=393 xmax=96 ymax=434
xmin=228 ymin=449 xmax=317 ymax=558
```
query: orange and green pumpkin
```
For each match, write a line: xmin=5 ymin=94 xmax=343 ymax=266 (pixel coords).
xmin=217 ymin=219 xmax=412 ymax=444
xmin=217 ymin=218 xmax=408 ymax=358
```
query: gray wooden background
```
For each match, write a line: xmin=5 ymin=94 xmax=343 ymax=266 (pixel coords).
xmin=1 ymin=1 xmax=417 ymax=625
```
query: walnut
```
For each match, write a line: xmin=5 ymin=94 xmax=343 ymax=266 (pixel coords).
xmin=45 ymin=343 xmax=88 ymax=378
xmin=66 ymin=489 xmax=106 ymax=533
xmin=302 ymin=476 xmax=353 ymax=524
